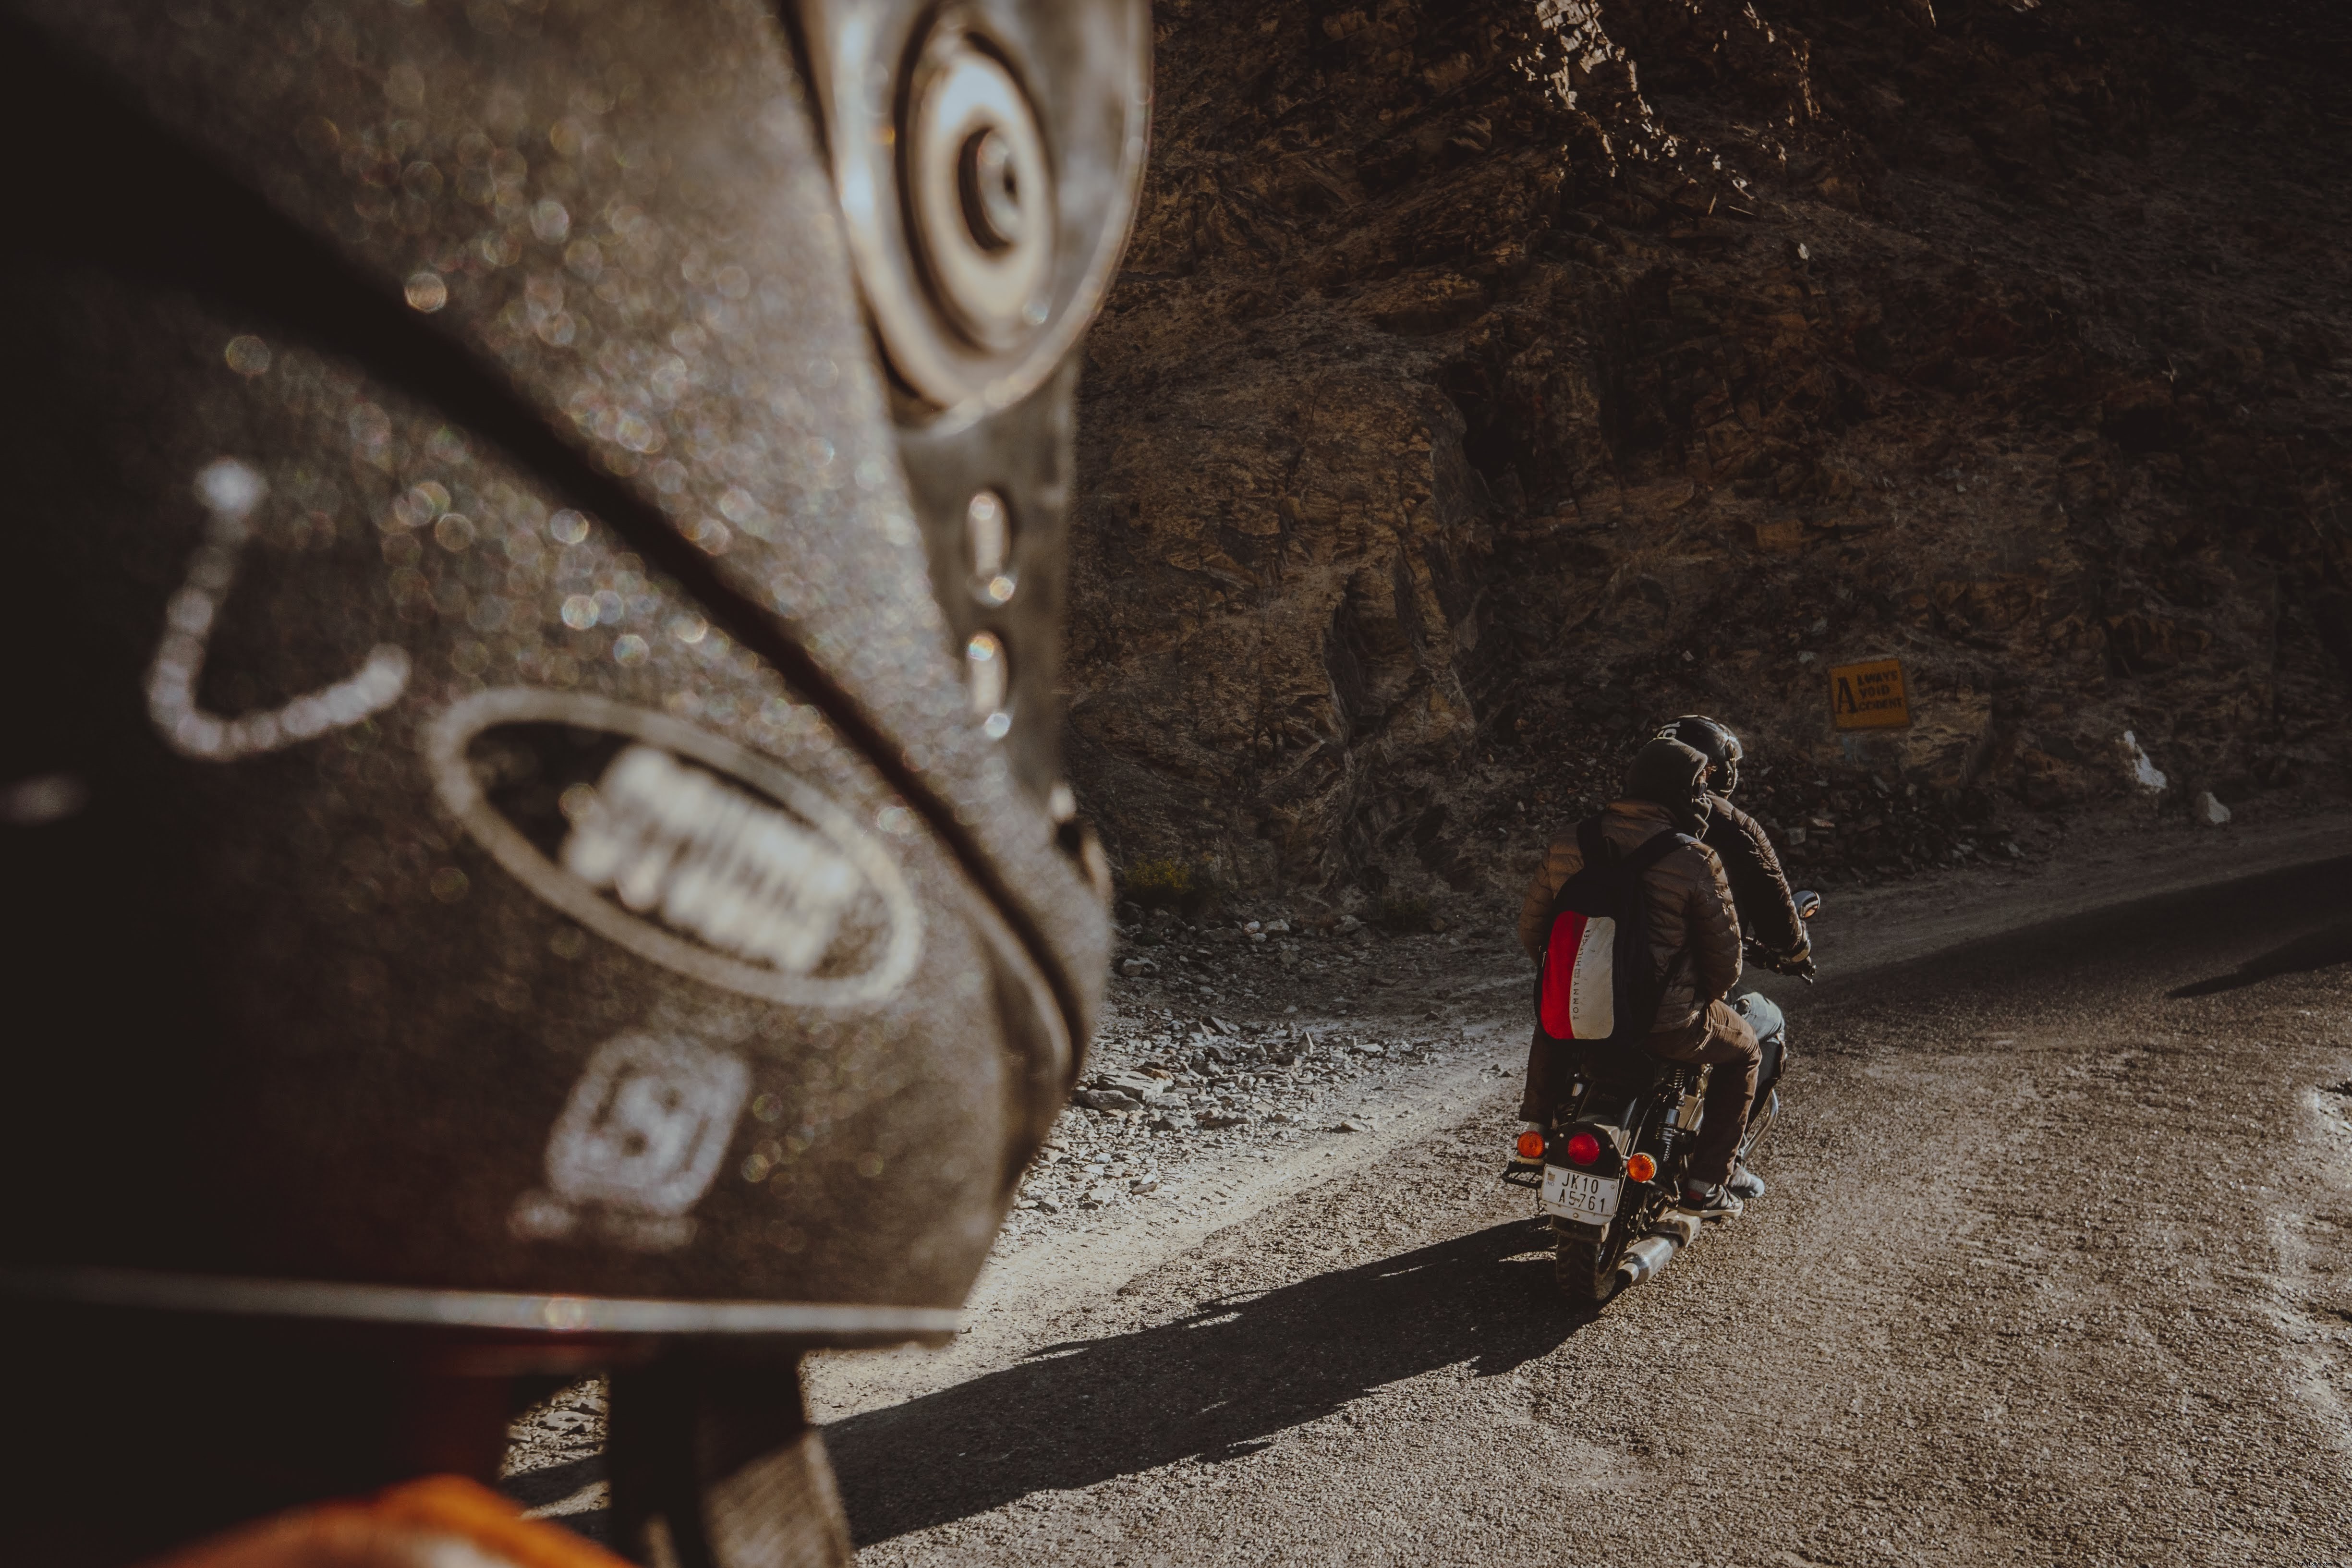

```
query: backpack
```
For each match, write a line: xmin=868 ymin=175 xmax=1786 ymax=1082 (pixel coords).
xmin=1534 ymin=816 xmax=1694 ymax=1050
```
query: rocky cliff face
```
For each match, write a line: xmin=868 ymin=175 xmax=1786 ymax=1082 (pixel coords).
xmin=1064 ymin=0 xmax=2351 ymax=909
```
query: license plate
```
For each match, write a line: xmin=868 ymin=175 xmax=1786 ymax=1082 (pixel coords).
xmin=1540 ymin=1165 xmax=1622 ymax=1222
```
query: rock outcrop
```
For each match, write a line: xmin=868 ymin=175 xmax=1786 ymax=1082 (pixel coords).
xmin=1066 ymin=0 xmax=2352 ymax=904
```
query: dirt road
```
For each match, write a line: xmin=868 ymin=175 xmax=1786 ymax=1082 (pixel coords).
xmin=818 ymin=849 xmax=2352 ymax=1566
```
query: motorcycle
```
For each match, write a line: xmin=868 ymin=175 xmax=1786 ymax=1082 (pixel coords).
xmin=1505 ymin=890 xmax=1821 ymax=1306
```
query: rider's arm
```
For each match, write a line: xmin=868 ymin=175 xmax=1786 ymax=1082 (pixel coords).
xmin=1703 ymin=792 xmax=1805 ymax=956
xmin=1516 ymin=835 xmax=1582 ymax=961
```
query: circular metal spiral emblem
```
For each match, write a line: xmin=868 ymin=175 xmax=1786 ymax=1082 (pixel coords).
xmin=800 ymin=0 xmax=1151 ymax=421
xmin=908 ymin=26 xmax=1054 ymax=351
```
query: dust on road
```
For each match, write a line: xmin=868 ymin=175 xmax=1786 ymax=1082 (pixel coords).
xmin=824 ymin=858 xmax=2352 ymax=1567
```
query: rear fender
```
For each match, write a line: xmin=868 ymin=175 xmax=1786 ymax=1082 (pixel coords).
xmin=1548 ymin=1119 xmax=1631 ymax=1178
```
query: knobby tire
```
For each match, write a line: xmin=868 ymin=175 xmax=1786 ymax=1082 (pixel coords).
xmin=1555 ymin=1214 xmax=1633 ymax=1305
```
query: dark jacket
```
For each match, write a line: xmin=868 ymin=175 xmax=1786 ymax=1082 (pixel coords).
xmin=1515 ymin=799 xmax=1744 ymax=1036
xmin=1702 ymin=792 xmax=1806 ymax=956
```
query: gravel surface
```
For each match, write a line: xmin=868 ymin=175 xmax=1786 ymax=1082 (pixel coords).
xmin=998 ymin=918 xmax=1522 ymax=1241
xmin=823 ymin=843 xmax=2352 ymax=1566
xmin=502 ymin=1380 xmax=609 ymax=1528
xmin=507 ymin=813 xmax=2352 ymax=1564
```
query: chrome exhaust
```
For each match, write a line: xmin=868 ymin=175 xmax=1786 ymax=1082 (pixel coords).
xmin=1617 ymin=1234 xmax=1679 ymax=1284
xmin=1617 ymin=1210 xmax=1704 ymax=1285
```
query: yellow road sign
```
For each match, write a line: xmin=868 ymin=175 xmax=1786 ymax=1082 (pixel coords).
xmin=1830 ymin=657 xmax=1911 ymax=730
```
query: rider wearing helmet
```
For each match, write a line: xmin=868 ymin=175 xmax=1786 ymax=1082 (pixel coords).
xmin=1512 ymin=738 xmax=1765 ymax=1218
xmin=1654 ymin=716 xmax=1812 ymax=978
xmin=1510 ymin=717 xmax=1809 ymax=1216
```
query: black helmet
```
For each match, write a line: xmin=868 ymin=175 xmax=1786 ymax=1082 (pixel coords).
xmin=1655 ymin=715 xmax=1745 ymax=795
xmin=0 ymin=0 xmax=1147 ymax=1555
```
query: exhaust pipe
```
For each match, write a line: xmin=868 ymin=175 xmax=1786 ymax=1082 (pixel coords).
xmin=1616 ymin=1211 xmax=1705 ymax=1285
xmin=1617 ymin=1235 xmax=1679 ymax=1284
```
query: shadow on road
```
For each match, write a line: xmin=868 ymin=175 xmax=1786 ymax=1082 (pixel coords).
xmin=821 ymin=857 xmax=2352 ymax=1546
xmin=2168 ymin=917 xmax=2352 ymax=998
xmin=498 ymin=1457 xmax=612 ymax=1548
xmin=824 ymin=1220 xmax=1585 ymax=1544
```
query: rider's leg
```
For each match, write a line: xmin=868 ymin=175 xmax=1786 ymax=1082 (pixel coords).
xmin=1733 ymin=991 xmax=1785 ymax=1048
xmin=1517 ymin=1027 xmax=1555 ymax=1124
xmin=1512 ymin=1029 xmax=1554 ymax=1166
xmin=1652 ymin=999 xmax=1761 ymax=1191
xmin=1734 ymin=991 xmax=1788 ymax=1099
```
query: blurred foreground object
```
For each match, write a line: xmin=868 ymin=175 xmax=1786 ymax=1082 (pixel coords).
xmin=147 ymin=1477 xmax=632 ymax=1568
xmin=0 ymin=0 xmax=1145 ymax=1562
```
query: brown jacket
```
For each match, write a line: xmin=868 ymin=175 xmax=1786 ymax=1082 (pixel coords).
xmin=1515 ymin=800 xmax=1744 ymax=1036
xmin=1703 ymin=791 xmax=1806 ymax=956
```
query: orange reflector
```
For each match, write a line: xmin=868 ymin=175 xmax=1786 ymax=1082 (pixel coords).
xmin=1626 ymin=1153 xmax=1658 ymax=1183
xmin=1515 ymin=1130 xmax=1546 ymax=1160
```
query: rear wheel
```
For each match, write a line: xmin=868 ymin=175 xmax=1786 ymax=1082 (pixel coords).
xmin=1554 ymin=1216 xmax=1632 ymax=1305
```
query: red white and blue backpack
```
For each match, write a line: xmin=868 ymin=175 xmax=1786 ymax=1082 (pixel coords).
xmin=1534 ymin=817 xmax=1693 ymax=1049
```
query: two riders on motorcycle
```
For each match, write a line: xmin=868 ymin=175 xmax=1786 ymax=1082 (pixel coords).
xmin=1511 ymin=716 xmax=1812 ymax=1218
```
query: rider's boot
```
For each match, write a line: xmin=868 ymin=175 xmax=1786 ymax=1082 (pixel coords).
xmin=1678 ymin=1181 xmax=1746 ymax=1219
xmin=1726 ymin=1163 xmax=1766 ymax=1200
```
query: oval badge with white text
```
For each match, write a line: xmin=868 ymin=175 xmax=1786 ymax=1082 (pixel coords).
xmin=426 ymin=688 xmax=922 ymax=1009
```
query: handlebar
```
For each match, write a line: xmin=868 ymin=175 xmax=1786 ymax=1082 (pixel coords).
xmin=1748 ymin=888 xmax=1822 ymax=982
xmin=1744 ymin=938 xmax=1817 ymax=982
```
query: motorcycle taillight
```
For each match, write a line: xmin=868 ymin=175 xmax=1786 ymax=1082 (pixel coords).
xmin=1565 ymin=1131 xmax=1601 ymax=1167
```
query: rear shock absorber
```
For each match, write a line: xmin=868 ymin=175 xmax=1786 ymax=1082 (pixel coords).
xmin=1663 ymin=1068 xmax=1707 ymax=1135
xmin=1653 ymin=1068 xmax=1698 ymax=1172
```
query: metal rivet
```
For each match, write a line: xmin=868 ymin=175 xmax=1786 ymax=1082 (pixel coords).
xmin=966 ymin=489 xmax=1017 ymax=605
xmin=965 ymin=629 xmax=1009 ymax=723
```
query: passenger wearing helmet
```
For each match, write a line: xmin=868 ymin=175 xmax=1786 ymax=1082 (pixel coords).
xmin=0 ymin=3 xmax=1146 ymax=1565
xmin=1511 ymin=738 xmax=1764 ymax=1219
xmin=1655 ymin=715 xmax=1812 ymax=977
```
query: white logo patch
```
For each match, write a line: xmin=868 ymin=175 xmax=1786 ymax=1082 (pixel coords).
xmin=509 ymin=1034 xmax=751 ymax=1252
xmin=561 ymin=744 xmax=862 ymax=977
xmin=426 ymin=687 xmax=922 ymax=1009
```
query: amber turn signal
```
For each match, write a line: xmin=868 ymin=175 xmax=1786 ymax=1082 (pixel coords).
xmin=1625 ymin=1153 xmax=1658 ymax=1183
xmin=1515 ymin=1130 xmax=1546 ymax=1160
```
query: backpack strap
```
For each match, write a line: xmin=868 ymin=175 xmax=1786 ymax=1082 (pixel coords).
xmin=1549 ymin=819 xmax=1686 ymax=920
xmin=1542 ymin=815 xmax=1609 ymax=922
